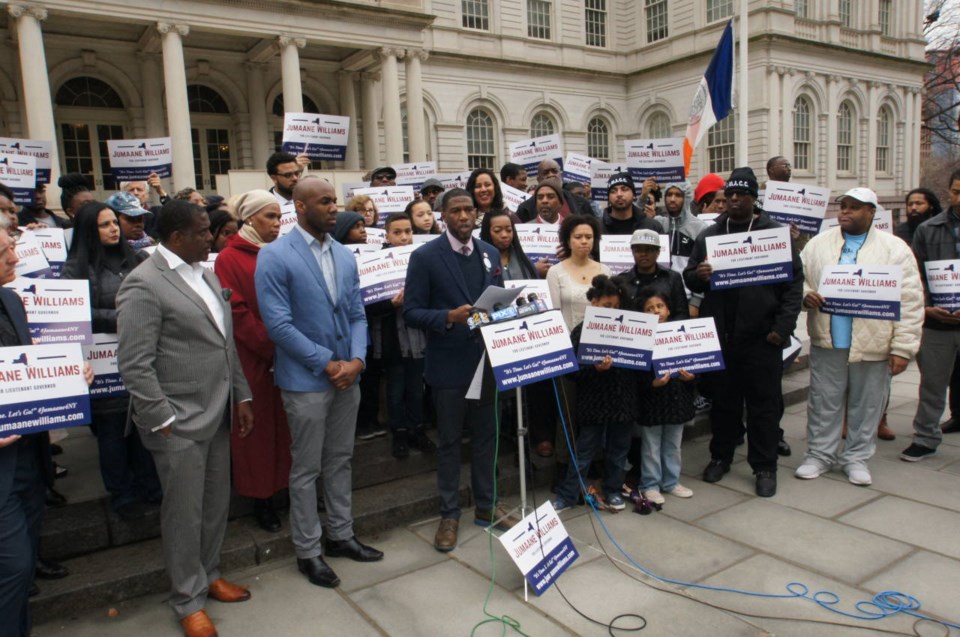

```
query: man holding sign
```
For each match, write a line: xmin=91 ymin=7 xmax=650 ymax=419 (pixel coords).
xmin=798 ymin=188 xmax=923 ymax=485
xmin=684 ymin=167 xmax=803 ymax=497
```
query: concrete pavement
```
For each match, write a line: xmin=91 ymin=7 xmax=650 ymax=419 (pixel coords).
xmin=34 ymin=363 xmax=960 ymax=636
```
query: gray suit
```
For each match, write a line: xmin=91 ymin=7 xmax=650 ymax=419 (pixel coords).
xmin=117 ymin=249 xmax=251 ymax=619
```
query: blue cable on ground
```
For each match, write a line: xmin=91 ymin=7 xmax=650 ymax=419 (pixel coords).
xmin=549 ymin=379 xmax=960 ymax=633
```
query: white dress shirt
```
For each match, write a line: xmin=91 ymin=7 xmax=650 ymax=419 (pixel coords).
xmin=294 ymin=224 xmax=337 ymax=299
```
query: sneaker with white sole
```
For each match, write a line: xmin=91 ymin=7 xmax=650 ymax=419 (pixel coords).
xmin=845 ymin=467 xmax=872 ymax=486
xmin=641 ymin=489 xmax=665 ymax=505
xmin=606 ymin=494 xmax=626 ymax=511
xmin=551 ymin=497 xmax=575 ymax=512
xmin=900 ymin=443 xmax=936 ymax=462
xmin=795 ymin=462 xmax=828 ymax=480
xmin=665 ymin=484 xmax=693 ymax=498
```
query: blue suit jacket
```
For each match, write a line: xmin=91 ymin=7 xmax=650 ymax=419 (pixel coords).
xmin=0 ymin=288 xmax=51 ymax=504
xmin=403 ymin=234 xmax=503 ymax=389
xmin=255 ymin=227 xmax=367 ymax=392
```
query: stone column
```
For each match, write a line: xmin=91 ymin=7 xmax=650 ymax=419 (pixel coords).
xmin=378 ymin=48 xmax=404 ymax=165
xmin=360 ymin=71 xmax=380 ymax=168
xmin=138 ymin=53 xmax=165 ymax=137
xmin=279 ymin=35 xmax=305 ymax=114
xmin=9 ymin=4 xmax=60 ymax=207
xmin=405 ymin=49 xmax=428 ymax=162
xmin=766 ymin=65 xmax=781 ymax=159
xmin=865 ymin=81 xmax=878 ymax=187
xmin=910 ymin=87 xmax=921 ymax=187
xmin=825 ymin=75 xmax=839 ymax=191
xmin=158 ymin=22 xmax=195 ymax=190
xmin=246 ymin=62 xmax=269 ymax=169
xmin=338 ymin=71 xmax=360 ymax=169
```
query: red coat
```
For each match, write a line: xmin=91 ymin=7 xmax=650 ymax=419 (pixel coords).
xmin=215 ymin=233 xmax=291 ymax=498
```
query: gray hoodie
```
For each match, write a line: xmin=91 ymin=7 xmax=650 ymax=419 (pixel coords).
xmin=655 ymin=181 xmax=708 ymax=305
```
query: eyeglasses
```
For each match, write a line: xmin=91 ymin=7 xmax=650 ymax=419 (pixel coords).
xmin=276 ymin=170 xmax=303 ymax=179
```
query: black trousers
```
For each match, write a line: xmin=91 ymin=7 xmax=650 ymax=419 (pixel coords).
xmin=706 ymin=339 xmax=784 ymax=472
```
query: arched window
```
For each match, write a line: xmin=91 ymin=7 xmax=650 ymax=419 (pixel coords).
xmin=55 ymin=76 xmax=124 ymax=109
xmin=587 ymin=117 xmax=610 ymax=161
xmin=837 ymin=101 xmax=854 ymax=173
xmin=530 ymin=112 xmax=556 ymax=138
xmin=793 ymin=96 xmax=812 ymax=172
xmin=466 ymin=108 xmax=496 ymax=170
xmin=187 ymin=84 xmax=230 ymax=114
xmin=272 ymin=93 xmax=321 ymax=117
xmin=647 ymin=111 xmax=671 ymax=139
xmin=707 ymin=115 xmax=735 ymax=174
xmin=876 ymin=106 xmax=892 ymax=173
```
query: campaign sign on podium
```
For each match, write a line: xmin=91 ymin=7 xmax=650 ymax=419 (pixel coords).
xmin=762 ymin=181 xmax=830 ymax=234
xmin=651 ymin=317 xmax=725 ymax=376
xmin=480 ymin=310 xmax=577 ymax=391
xmin=83 ymin=334 xmax=126 ymax=399
xmin=925 ymin=259 xmax=960 ymax=311
xmin=107 ymin=137 xmax=172 ymax=180
xmin=818 ymin=265 xmax=902 ymax=320
xmin=280 ymin=113 xmax=350 ymax=161
xmin=0 ymin=343 xmax=91 ymax=436
xmin=577 ymin=306 xmax=657 ymax=370
xmin=705 ymin=227 xmax=793 ymax=289
xmin=498 ymin=501 xmax=579 ymax=596
xmin=357 ymin=244 xmax=419 ymax=305
xmin=5 ymin=278 xmax=93 ymax=345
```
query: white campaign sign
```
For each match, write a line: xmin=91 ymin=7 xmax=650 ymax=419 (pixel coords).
xmin=925 ymin=259 xmax=960 ymax=311
xmin=357 ymin=244 xmax=419 ymax=305
xmin=561 ymin=153 xmax=595 ymax=186
xmin=818 ymin=264 xmax=902 ymax=320
xmin=762 ymin=181 xmax=830 ymax=234
xmin=502 ymin=183 xmax=531 ymax=213
xmin=83 ymin=333 xmax=126 ymax=398
xmin=577 ymin=306 xmax=657 ymax=370
xmin=624 ymin=138 xmax=685 ymax=182
xmin=0 ymin=343 xmax=91 ymax=436
xmin=5 ymin=278 xmax=93 ymax=345
xmin=0 ymin=137 xmax=52 ymax=184
xmin=280 ymin=113 xmax=350 ymax=161
xmin=14 ymin=231 xmax=50 ymax=278
xmin=498 ymin=501 xmax=579 ymax=596
xmin=393 ymin=161 xmax=437 ymax=192
xmin=652 ymin=317 xmax=725 ymax=376
xmin=29 ymin=228 xmax=68 ymax=278
xmin=705 ymin=227 xmax=793 ymax=289
xmin=107 ymin=137 xmax=172 ymax=180
xmin=0 ymin=154 xmax=37 ymax=207
xmin=480 ymin=310 xmax=578 ymax=391
xmin=820 ymin=208 xmax=893 ymax=234
xmin=516 ymin=224 xmax=560 ymax=265
xmin=509 ymin=134 xmax=563 ymax=180
xmin=599 ymin=235 xmax=670 ymax=274
xmin=352 ymin=186 xmax=415 ymax=215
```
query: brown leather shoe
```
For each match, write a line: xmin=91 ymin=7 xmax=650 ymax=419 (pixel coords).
xmin=180 ymin=610 xmax=218 ymax=637
xmin=434 ymin=518 xmax=458 ymax=552
xmin=474 ymin=504 xmax=521 ymax=531
xmin=877 ymin=415 xmax=896 ymax=441
xmin=207 ymin=578 xmax=251 ymax=603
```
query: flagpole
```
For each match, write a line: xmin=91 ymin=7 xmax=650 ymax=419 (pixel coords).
xmin=737 ymin=0 xmax=748 ymax=166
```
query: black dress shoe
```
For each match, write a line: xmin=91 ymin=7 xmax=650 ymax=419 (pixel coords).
xmin=777 ymin=437 xmax=792 ymax=457
xmin=35 ymin=558 xmax=69 ymax=580
xmin=297 ymin=556 xmax=340 ymax=588
xmin=942 ymin=418 xmax=960 ymax=434
xmin=702 ymin=459 xmax=730 ymax=483
xmin=45 ymin=488 xmax=67 ymax=507
xmin=254 ymin=498 xmax=281 ymax=532
xmin=324 ymin=536 xmax=384 ymax=562
xmin=755 ymin=470 xmax=777 ymax=497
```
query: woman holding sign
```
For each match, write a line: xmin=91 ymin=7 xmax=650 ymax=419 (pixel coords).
xmin=214 ymin=190 xmax=291 ymax=532
xmin=63 ymin=202 xmax=161 ymax=520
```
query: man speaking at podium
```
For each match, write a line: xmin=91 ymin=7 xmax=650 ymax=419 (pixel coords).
xmin=404 ymin=188 xmax=519 ymax=553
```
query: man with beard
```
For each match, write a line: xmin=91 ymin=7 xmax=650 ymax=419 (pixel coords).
xmin=601 ymin=172 xmax=660 ymax=236
xmin=516 ymin=159 xmax=593 ymax=222
xmin=267 ymin=152 xmax=310 ymax=211
xmin=896 ymin=188 xmax=942 ymax=245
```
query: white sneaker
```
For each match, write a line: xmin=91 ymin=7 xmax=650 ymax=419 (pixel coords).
xmin=665 ymin=484 xmax=694 ymax=498
xmin=795 ymin=462 xmax=827 ymax=480
xmin=641 ymin=489 xmax=665 ymax=505
xmin=845 ymin=467 xmax=872 ymax=486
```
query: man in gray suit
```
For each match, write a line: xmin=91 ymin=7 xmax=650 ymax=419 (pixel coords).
xmin=117 ymin=200 xmax=254 ymax=637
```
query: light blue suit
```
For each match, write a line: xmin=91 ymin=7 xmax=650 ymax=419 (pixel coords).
xmin=255 ymin=226 xmax=367 ymax=556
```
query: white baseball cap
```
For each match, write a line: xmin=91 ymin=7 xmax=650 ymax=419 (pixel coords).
xmin=836 ymin=187 xmax=879 ymax=207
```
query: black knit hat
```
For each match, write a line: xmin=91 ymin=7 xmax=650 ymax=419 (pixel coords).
xmin=724 ymin=167 xmax=759 ymax=198
xmin=607 ymin=172 xmax=636 ymax=194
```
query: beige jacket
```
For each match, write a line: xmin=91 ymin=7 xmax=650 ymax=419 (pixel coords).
xmin=801 ymin=227 xmax=923 ymax=362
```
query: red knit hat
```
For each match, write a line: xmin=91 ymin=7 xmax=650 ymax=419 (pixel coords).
xmin=694 ymin=173 xmax=725 ymax=204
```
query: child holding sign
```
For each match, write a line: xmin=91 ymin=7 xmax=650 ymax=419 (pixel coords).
xmin=635 ymin=289 xmax=696 ymax=505
xmin=552 ymin=275 xmax=637 ymax=512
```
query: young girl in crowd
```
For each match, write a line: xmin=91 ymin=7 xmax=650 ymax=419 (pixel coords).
xmin=405 ymin=199 xmax=441 ymax=234
xmin=636 ymin=289 xmax=696 ymax=505
xmin=551 ymin=275 xmax=636 ymax=512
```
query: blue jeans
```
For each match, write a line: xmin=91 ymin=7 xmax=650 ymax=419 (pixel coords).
xmin=90 ymin=408 xmax=162 ymax=510
xmin=639 ymin=424 xmax=684 ymax=492
xmin=556 ymin=421 xmax=633 ymax=504
xmin=385 ymin=356 xmax=424 ymax=433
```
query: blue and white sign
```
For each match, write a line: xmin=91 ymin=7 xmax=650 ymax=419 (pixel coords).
xmin=561 ymin=153 xmax=595 ymax=186
xmin=590 ymin=160 xmax=627 ymax=203
xmin=599 ymin=234 xmax=670 ymax=274
xmin=0 ymin=137 xmax=52 ymax=184
xmin=705 ymin=227 xmax=793 ymax=289
xmin=393 ymin=161 xmax=437 ymax=193
xmin=502 ymin=183 xmax=531 ymax=213
xmin=29 ymin=228 xmax=68 ymax=278
xmin=107 ymin=137 xmax=172 ymax=180
xmin=509 ymin=134 xmax=563 ymax=181
xmin=83 ymin=334 xmax=126 ymax=399
xmin=481 ymin=310 xmax=577 ymax=391
xmin=357 ymin=244 xmax=419 ymax=305
xmin=818 ymin=264 xmax=902 ymax=320
xmin=352 ymin=186 xmax=415 ymax=216
xmin=498 ymin=501 xmax=579 ymax=596
xmin=652 ymin=317 xmax=725 ymax=376
xmin=624 ymin=138 xmax=685 ymax=182
xmin=577 ymin=306 xmax=657 ymax=370
xmin=0 ymin=343 xmax=91 ymax=436
xmin=365 ymin=227 xmax=386 ymax=246
xmin=436 ymin=172 xmax=471 ymax=191
xmin=5 ymin=278 xmax=93 ymax=345
xmin=762 ymin=181 xmax=830 ymax=234
xmin=924 ymin=259 xmax=960 ymax=311
xmin=0 ymin=155 xmax=37 ymax=207
xmin=280 ymin=113 xmax=350 ymax=161
xmin=13 ymin=231 xmax=50 ymax=278
xmin=516 ymin=224 xmax=560 ymax=265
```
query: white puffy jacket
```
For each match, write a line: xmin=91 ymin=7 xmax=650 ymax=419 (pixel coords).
xmin=801 ymin=227 xmax=923 ymax=362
